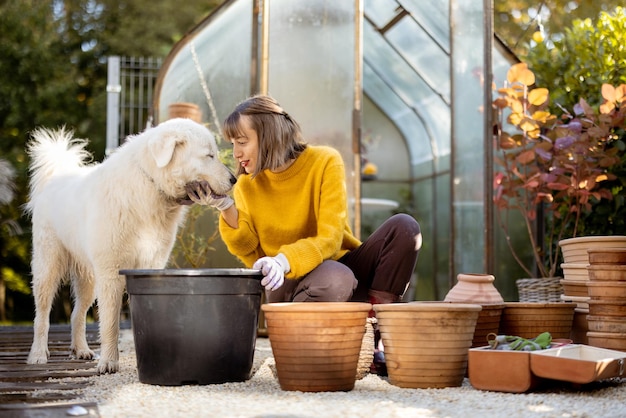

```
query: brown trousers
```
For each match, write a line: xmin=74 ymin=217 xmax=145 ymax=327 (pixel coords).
xmin=266 ymin=214 xmax=421 ymax=303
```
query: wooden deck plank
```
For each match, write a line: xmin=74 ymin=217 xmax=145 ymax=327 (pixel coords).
xmin=0 ymin=323 xmax=107 ymax=412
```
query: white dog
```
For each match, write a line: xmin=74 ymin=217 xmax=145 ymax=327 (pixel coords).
xmin=25 ymin=118 xmax=236 ymax=373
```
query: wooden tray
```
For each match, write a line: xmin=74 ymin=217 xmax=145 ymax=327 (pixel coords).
xmin=530 ymin=344 xmax=626 ymax=384
xmin=469 ymin=344 xmax=626 ymax=392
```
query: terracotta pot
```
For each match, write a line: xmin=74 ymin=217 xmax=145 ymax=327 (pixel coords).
xmin=471 ymin=303 xmax=505 ymax=348
xmin=374 ymin=302 xmax=481 ymax=389
xmin=561 ymin=236 xmax=626 ymax=264
xmin=587 ymin=331 xmax=626 ymax=351
xmin=587 ymin=281 xmax=626 ymax=300
xmin=571 ymin=308 xmax=589 ymax=344
xmin=588 ymin=248 xmax=626 ymax=265
xmin=560 ymin=279 xmax=588 ymax=297
xmin=587 ymin=315 xmax=626 ymax=333
xmin=499 ymin=302 xmax=576 ymax=339
xmin=261 ymin=302 xmax=371 ymax=392
xmin=560 ymin=263 xmax=590 ymax=282
xmin=444 ymin=273 xmax=504 ymax=304
xmin=559 ymin=236 xmax=626 ymax=264
xmin=587 ymin=300 xmax=626 ymax=316
xmin=168 ymin=102 xmax=202 ymax=122
xmin=560 ymin=294 xmax=590 ymax=310
xmin=588 ymin=265 xmax=626 ymax=281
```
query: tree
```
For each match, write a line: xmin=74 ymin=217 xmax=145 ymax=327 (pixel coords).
xmin=494 ymin=0 xmax=624 ymax=57
xmin=0 ymin=0 xmax=221 ymax=322
xmin=525 ymin=7 xmax=626 ymax=239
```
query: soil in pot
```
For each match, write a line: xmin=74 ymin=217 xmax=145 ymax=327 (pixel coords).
xmin=261 ymin=302 xmax=371 ymax=392
xmin=122 ymin=268 xmax=263 ymax=386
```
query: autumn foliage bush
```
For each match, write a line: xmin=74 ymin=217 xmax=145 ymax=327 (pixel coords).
xmin=492 ymin=62 xmax=625 ymax=278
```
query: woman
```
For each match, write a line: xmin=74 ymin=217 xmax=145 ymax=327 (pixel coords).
xmin=186 ymin=95 xmax=422 ymax=372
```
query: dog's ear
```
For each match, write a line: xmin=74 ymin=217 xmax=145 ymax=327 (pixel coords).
xmin=148 ymin=132 xmax=184 ymax=168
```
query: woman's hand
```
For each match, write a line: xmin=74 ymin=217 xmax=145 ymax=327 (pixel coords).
xmin=180 ymin=181 xmax=234 ymax=211
xmin=253 ymin=253 xmax=290 ymax=291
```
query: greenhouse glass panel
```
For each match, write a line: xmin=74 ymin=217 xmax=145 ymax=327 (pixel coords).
xmin=267 ymin=0 xmax=357 ymax=223
xmin=399 ymin=0 xmax=450 ymax=53
xmin=156 ymin=0 xmax=252 ymax=124
xmin=386 ymin=18 xmax=450 ymax=104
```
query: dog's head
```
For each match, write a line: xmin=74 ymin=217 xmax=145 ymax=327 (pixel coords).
xmin=143 ymin=118 xmax=236 ymax=201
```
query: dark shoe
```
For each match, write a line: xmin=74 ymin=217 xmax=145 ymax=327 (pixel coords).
xmin=370 ymin=349 xmax=387 ymax=376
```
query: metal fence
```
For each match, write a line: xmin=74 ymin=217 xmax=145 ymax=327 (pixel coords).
xmin=106 ymin=56 xmax=162 ymax=154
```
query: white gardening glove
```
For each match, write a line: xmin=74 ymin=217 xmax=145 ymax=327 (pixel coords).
xmin=181 ymin=180 xmax=234 ymax=211
xmin=253 ymin=253 xmax=290 ymax=291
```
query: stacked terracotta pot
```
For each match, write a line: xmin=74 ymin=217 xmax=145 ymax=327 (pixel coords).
xmin=559 ymin=236 xmax=626 ymax=343
xmin=586 ymin=249 xmax=626 ymax=352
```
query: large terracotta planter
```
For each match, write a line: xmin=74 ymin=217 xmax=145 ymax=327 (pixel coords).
xmin=122 ymin=268 xmax=263 ymax=385
xmin=261 ymin=302 xmax=371 ymax=392
xmin=374 ymin=302 xmax=481 ymax=389
xmin=499 ymin=302 xmax=576 ymax=339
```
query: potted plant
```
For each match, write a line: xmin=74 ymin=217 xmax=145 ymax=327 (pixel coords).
xmin=492 ymin=62 xmax=624 ymax=298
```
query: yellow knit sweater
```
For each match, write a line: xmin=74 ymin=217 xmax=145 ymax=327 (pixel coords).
xmin=219 ymin=145 xmax=361 ymax=279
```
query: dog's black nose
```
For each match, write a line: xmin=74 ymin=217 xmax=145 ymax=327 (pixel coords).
xmin=230 ymin=173 xmax=237 ymax=185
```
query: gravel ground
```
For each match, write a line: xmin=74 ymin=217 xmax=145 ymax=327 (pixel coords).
xmin=55 ymin=329 xmax=626 ymax=418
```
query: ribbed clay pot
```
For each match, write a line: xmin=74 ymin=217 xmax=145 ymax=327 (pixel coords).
xmin=499 ymin=302 xmax=576 ymax=339
xmin=261 ymin=302 xmax=371 ymax=392
xmin=587 ymin=331 xmax=626 ymax=351
xmin=168 ymin=102 xmax=202 ymax=122
xmin=444 ymin=274 xmax=504 ymax=347
xmin=559 ymin=236 xmax=626 ymax=264
xmin=374 ymin=302 xmax=481 ymax=389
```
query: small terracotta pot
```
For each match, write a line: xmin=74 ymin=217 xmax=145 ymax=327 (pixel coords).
xmin=588 ymin=248 xmax=626 ymax=265
xmin=374 ymin=302 xmax=481 ymax=389
xmin=261 ymin=302 xmax=371 ymax=392
xmin=587 ymin=315 xmax=626 ymax=334
xmin=587 ymin=331 xmax=626 ymax=351
xmin=587 ymin=281 xmax=626 ymax=300
xmin=588 ymin=265 xmax=626 ymax=281
xmin=560 ymin=263 xmax=590 ymax=282
xmin=561 ymin=279 xmax=588 ymax=297
xmin=444 ymin=273 xmax=504 ymax=304
xmin=587 ymin=300 xmax=626 ymax=316
xmin=499 ymin=302 xmax=576 ymax=339
xmin=168 ymin=102 xmax=202 ymax=122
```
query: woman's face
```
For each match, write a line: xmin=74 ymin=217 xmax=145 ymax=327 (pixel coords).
xmin=231 ymin=115 xmax=259 ymax=174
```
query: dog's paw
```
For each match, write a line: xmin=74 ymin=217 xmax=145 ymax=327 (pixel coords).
xmin=96 ymin=358 xmax=119 ymax=374
xmin=70 ymin=346 xmax=95 ymax=360
xmin=27 ymin=349 xmax=50 ymax=365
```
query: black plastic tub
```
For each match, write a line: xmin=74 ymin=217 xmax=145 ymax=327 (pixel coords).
xmin=121 ymin=268 xmax=263 ymax=386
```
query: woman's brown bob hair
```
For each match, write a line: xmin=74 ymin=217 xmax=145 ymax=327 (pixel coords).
xmin=223 ymin=95 xmax=307 ymax=177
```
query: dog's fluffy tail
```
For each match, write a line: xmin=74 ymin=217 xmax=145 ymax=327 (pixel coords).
xmin=24 ymin=127 xmax=92 ymax=214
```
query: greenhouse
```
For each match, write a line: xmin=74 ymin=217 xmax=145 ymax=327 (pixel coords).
xmin=153 ymin=0 xmax=523 ymax=301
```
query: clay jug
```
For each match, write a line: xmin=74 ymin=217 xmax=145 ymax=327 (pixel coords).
xmin=444 ymin=273 xmax=504 ymax=304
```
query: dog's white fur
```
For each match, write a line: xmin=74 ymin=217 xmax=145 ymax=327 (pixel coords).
xmin=25 ymin=118 xmax=236 ymax=373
